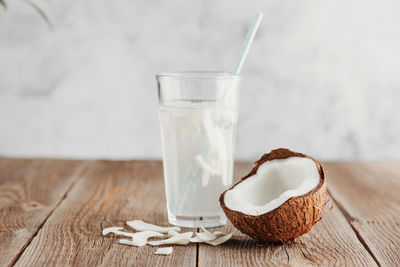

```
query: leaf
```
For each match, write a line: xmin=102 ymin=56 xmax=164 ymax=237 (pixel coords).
xmin=20 ymin=0 xmax=52 ymax=30
xmin=0 ymin=0 xmax=7 ymax=9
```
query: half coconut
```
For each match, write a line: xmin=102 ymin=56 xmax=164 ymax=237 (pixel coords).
xmin=220 ymin=148 xmax=327 ymax=243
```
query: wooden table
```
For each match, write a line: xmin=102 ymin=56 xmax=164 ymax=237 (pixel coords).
xmin=0 ymin=158 xmax=399 ymax=266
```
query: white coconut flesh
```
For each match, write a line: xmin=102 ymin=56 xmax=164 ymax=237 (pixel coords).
xmin=127 ymin=220 xmax=181 ymax=233
xmin=224 ymin=157 xmax=320 ymax=216
xmin=154 ymin=247 xmax=173 ymax=255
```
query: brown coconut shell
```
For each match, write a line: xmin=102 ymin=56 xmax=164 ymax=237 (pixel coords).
xmin=220 ymin=148 xmax=327 ymax=243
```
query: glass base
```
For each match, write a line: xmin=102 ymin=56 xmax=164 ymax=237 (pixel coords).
xmin=168 ymin=213 xmax=227 ymax=228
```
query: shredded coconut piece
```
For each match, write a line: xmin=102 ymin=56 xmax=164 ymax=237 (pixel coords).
xmin=132 ymin=231 xmax=164 ymax=240
xmin=196 ymin=226 xmax=217 ymax=241
xmin=194 ymin=155 xmax=221 ymax=176
xmin=213 ymin=231 xmax=226 ymax=236
xmin=119 ymin=238 xmax=147 ymax=247
xmin=102 ymin=227 xmax=137 ymax=238
xmin=154 ymin=247 xmax=173 ymax=255
xmin=194 ymin=155 xmax=221 ymax=186
xmin=127 ymin=220 xmax=181 ymax=233
xmin=102 ymin=227 xmax=124 ymax=236
xmin=196 ymin=232 xmax=216 ymax=241
xmin=200 ymin=226 xmax=212 ymax=234
xmin=148 ymin=235 xmax=190 ymax=246
xmin=168 ymin=230 xmax=193 ymax=239
xmin=102 ymin=227 xmax=163 ymax=247
xmin=180 ymin=232 xmax=193 ymax=239
xmin=189 ymin=236 xmax=204 ymax=243
xmin=206 ymin=233 xmax=233 ymax=246
xmin=167 ymin=230 xmax=180 ymax=236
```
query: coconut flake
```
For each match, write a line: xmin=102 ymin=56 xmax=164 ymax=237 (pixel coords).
xmin=195 ymin=226 xmax=217 ymax=241
xmin=119 ymin=238 xmax=147 ymax=247
xmin=133 ymin=231 xmax=164 ymax=240
xmin=189 ymin=236 xmax=204 ymax=243
xmin=194 ymin=155 xmax=220 ymax=176
xmin=168 ymin=230 xmax=193 ymax=239
xmin=194 ymin=155 xmax=222 ymax=187
xmin=180 ymin=232 xmax=193 ymax=240
xmin=148 ymin=235 xmax=190 ymax=246
xmin=213 ymin=231 xmax=226 ymax=237
xmin=127 ymin=220 xmax=181 ymax=233
xmin=102 ymin=227 xmax=137 ymax=238
xmin=196 ymin=232 xmax=216 ymax=241
xmin=102 ymin=227 xmax=124 ymax=236
xmin=102 ymin=226 xmax=163 ymax=247
xmin=205 ymin=233 xmax=233 ymax=246
xmin=118 ymin=231 xmax=164 ymax=246
xmin=154 ymin=247 xmax=173 ymax=255
xmin=167 ymin=230 xmax=180 ymax=236
xmin=202 ymin=110 xmax=230 ymax=186
xmin=200 ymin=225 xmax=212 ymax=234
xmin=191 ymin=227 xmax=232 ymax=244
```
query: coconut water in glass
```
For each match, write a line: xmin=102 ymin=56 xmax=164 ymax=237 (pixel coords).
xmin=157 ymin=72 xmax=240 ymax=228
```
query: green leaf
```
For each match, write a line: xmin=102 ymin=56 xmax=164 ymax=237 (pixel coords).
xmin=21 ymin=0 xmax=52 ymax=30
xmin=0 ymin=0 xmax=7 ymax=9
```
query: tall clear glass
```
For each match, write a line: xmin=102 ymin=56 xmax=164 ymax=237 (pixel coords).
xmin=157 ymin=72 xmax=240 ymax=228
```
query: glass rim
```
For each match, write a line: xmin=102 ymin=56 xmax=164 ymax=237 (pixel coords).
xmin=156 ymin=71 xmax=241 ymax=79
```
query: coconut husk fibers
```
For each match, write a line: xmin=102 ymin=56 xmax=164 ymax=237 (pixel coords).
xmin=219 ymin=148 xmax=328 ymax=243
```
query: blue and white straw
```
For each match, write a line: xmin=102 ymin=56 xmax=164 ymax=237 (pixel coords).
xmin=232 ymin=12 xmax=263 ymax=75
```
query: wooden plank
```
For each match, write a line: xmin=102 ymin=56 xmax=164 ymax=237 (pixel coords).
xmin=198 ymin=162 xmax=377 ymax=266
xmin=0 ymin=158 xmax=86 ymax=267
xmin=326 ymin=162 xmax=400 ymax=266
xmin=14 ymin=160 xmax=197 ymax=266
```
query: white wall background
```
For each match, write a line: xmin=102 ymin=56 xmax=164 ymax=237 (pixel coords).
xmin=0 ymin=0 xmax=399 ymax=160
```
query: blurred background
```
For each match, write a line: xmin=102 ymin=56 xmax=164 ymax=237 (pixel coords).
xmin=0 ymin=0 xmax=399 ymax=161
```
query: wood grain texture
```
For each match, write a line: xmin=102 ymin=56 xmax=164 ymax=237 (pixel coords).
xmin=3 ymin=159 xmax=398 ymax=266
xmin=0 ymin=158 xmax=85 ymax=267
xmin=198 ymin=162 xmax=377 ymax=266
xmin=14 ymin=160 xmax=197 ymax=266
xmin=326 ymin=162 xmax=400 ymax=267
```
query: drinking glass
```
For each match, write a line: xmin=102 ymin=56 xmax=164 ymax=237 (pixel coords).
xmin=157 ymin=71 xmax=240 ymax=227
